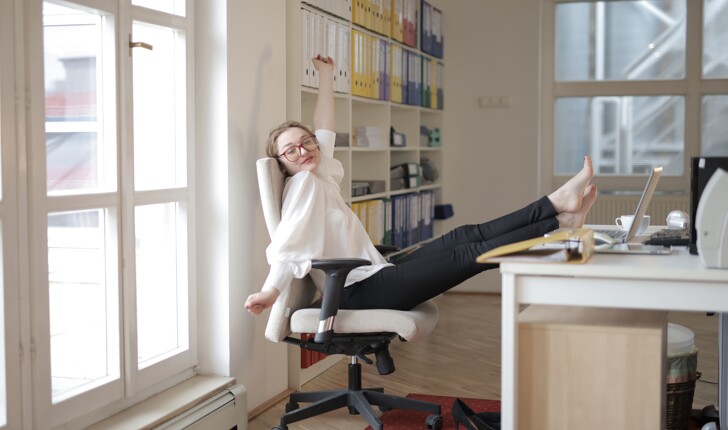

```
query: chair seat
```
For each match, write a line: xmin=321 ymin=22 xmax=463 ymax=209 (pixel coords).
xmin=290 ymin=301 xmax=439 ymax=342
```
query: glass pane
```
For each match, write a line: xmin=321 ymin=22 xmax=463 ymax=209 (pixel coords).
xmin=132 ymin=0 xmax=186 ymax=17
xmin=48 ymin=210 xmax=119 ymax=401
xmin=555 ymin=96 xmax=685 ymax=175
xmin=701 ymin=95 xmax=728 ymax=156
xmin=44 ymin=2 xmax=116 ymax=195
xmin=135 ymin=203 xmax=188 ymax=367
xmin=132 ymin=23 xmax=187 ymax=191
xmin=556 ymin=1 xmax=686 ymax=81
xmin=703 ymin=0 xmax=728 ymax=78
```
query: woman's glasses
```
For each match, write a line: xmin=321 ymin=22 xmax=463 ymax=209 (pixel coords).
xmin=278 ymin=135 xmax=319 ymax=162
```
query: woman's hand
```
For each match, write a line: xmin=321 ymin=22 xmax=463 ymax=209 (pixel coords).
xmin=245 ymin=289 xmax=280 ymax=315
xmin=312 ymin=54 xmax=334 ymax=74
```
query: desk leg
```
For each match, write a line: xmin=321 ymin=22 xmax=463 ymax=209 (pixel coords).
xmin=720 ymin=313 xmax=727 ymax=430
xmin=501 ymin=273 xmax=519 ymax=430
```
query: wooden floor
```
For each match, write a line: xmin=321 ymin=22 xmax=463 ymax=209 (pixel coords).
xmin=247 ymin=292 xmax=719 ymax=430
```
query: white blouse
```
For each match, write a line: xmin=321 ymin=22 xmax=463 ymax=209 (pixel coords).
xmin=262 ymin=129 xmax=392 ymax=294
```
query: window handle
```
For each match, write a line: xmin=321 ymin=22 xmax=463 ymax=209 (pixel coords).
xmin=128 ymin=35 xmax=153 ymax=55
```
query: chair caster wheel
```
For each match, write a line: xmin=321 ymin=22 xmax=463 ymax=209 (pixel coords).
xmin=284 ymin=401 xmax=299 ymax=413
xmin=426 ymin=413 xmax=443 ymax=430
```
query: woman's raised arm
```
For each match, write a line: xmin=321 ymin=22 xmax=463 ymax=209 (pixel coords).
xmin=312 ymin=55 xmax=335 ymax=131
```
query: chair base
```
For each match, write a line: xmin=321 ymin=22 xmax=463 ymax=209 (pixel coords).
xmin=273 ymin=362 xmax=442 ymax=430
xmin=277 ymin=387 xmax=442 ymax=430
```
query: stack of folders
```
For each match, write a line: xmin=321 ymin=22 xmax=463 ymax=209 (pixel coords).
xmin=390 ymin=0 xmax=418 ymax=47
xmin=389 ymin=191 xmax=435 ymax=249
xmin=301 ymin=7 xmax=351 ymax=93
xmin=389 ymin=44 xmax=404 ymax=103
xmin=436 ymin=62 xmax=444 ymax=109
xmin=476 ymin=228 xmax=595 ymax=264
xmin=370 ymin=39 xmax=438 ymax=108
xmin=419 ymin=190 xmax=435 ymax=242
xmin=352 ymin=0 xmax=392 ymax=37
xmin=353 ymin=126 xmax=386 ymax=148
xmin=388 ymin=44 xmax=422 ymax=106
xmin=420 ymin=57 xmax=443 ymax=109
xmin=302 ymin=0 xmax=352 ymax=21
xmin=390 ymin=162 xmax=420 ymax=191
xmin=351 ymin=29 xmax=390 ymax=100
xmin=420 ymin=0 xmax=444 ymax=59
xmin=405 ymin=49 xmax=421 ymax=106
xmin=351 ymin=199 xmax=392 ymax=246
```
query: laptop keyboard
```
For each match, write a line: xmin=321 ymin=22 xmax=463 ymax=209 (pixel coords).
xmin=595 ymin=229 xmax=628 ymax=242
xmin=644 ymin=227 xmax=690 ymax=246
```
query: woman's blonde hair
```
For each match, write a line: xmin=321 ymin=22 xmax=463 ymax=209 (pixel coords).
xmin=265 ymin=121 xmax=314 ymax=159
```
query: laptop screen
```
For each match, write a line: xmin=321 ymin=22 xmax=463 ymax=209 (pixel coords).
xmin=625 ymin=166 xmax=663 ymax=242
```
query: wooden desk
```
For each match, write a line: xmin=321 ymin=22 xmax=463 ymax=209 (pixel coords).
xmin=499 ymin=244 xmax=728 ymax=429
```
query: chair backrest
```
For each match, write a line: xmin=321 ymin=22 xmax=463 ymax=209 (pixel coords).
xmin=256 ymin=158 xmax=318 ymax=342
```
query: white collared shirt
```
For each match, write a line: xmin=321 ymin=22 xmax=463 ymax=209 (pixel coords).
xmin=262 ymin=129 xmax=392 ymax=294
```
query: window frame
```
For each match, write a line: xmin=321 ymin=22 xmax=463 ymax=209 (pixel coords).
xmin=0 ymin=1 xmax=22 ymax=428
xmin=22 ymin=0 xmax=197 ymax=426
xmin=539 ymin=0 xmax=728 ymax=195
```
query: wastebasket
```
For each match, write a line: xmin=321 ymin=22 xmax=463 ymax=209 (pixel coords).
xmin=666 ymin=323 xmax=700 ymax=430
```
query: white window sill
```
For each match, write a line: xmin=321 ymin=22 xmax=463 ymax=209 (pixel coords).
xmin=87 ymin=375 xmax=236 ymax=430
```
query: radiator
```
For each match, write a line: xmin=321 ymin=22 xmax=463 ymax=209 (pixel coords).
xmin=587 ymin=194 xmax=690 ymax=225
xmin=155 ymin=384 xmax=247 ymax=430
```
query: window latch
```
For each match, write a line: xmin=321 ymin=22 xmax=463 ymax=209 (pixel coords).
xmin=128 ymin=35 xmax=153 ymax=55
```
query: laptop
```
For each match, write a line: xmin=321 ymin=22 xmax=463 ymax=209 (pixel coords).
xmin=593 ymin=166 xmax=671 ymax=254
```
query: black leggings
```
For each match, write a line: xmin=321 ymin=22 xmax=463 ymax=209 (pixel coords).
xmin=339 ymin=196 xmax=559 ymax=311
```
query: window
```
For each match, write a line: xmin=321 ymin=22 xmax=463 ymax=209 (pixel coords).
xmin=26 ymin=0 xmax=194 ymax=426
xmin=133 ymin=0 xmax=186 ymax=16
xmin=43 ymin=5 xmax=120 ymax=407
xmin=702 ymin=95 xmax=728 ymax=155
xmin=543 ymin=0 xmax=728 ymax=193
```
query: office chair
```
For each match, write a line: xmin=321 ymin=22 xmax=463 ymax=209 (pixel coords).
xmin=256 ymin=157 xmax=443 ymax=430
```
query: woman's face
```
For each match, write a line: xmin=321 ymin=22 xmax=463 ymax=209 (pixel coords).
xmin=276 ymin=127 xmax=321 ymax=176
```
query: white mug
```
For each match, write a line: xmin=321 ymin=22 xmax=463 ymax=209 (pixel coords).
xmin=615 ymin=215 xmax=650 ymax=234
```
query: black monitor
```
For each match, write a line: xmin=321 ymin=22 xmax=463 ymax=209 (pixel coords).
xmin=690 ymin=157 xmax=728 ymax=254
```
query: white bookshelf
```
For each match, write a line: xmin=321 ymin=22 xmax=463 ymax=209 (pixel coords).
xmin=285 ymin=0 xmax=445 ymax=381
xmin=287 ymin=0 xmax=444 ymax=220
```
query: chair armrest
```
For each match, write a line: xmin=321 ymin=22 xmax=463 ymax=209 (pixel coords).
xmin=310 ymin=258 xmax=371 ymax=343
xmin=375 ymin=244 xmax=400 ymax=255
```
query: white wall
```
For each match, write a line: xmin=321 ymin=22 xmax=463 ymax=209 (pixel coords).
xmin=443 ymin=1 xmax=542 ymax=293
xmin=195 ymin=0 xmax=290 ymax=413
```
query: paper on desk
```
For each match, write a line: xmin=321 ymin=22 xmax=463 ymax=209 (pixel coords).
xmin=476 ymin=228 xmax=595 ymax=264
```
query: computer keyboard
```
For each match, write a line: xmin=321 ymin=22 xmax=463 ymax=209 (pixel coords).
xmin=643 ymin=227 xmax=690 ymax=246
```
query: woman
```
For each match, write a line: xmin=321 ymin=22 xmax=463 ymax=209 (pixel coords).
xmin=245 ymin=55 xmax=597 ymax=314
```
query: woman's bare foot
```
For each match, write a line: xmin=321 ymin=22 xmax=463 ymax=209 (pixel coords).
xmin=556 ymin=184 xmax=598 ymax=229
xmin=548 ymin=156 xmax=594 ymax=213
